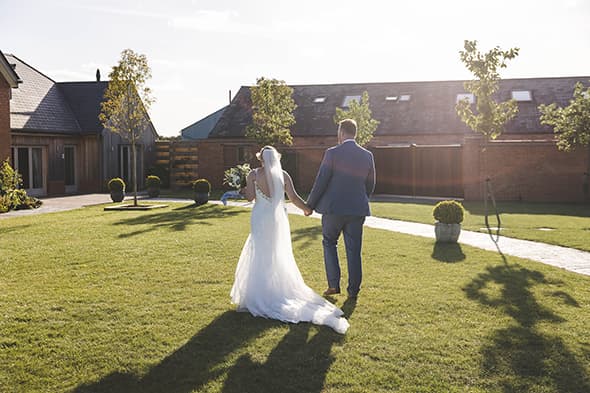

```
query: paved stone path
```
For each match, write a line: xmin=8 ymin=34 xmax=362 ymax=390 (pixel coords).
xmin=1 ymin=194 xmax=588 ymax=277
xmin=222 ymin=200 xmax=590 ymax=277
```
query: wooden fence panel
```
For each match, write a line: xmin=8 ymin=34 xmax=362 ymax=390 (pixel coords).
xmin=373 ymin=145 xmax=463 ymax=198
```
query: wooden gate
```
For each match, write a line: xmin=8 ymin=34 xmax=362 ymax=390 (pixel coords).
xmin=373 ymin=145 xmax=463 ymax=198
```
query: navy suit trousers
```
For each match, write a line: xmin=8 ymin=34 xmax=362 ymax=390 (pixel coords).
xmin=321 ymin=214 xmax=365 ymax=296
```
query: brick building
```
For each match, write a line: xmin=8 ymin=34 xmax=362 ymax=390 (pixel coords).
xmin=193 ymin=77 xmax=589 ymax=202
xmin=0 ymin=50 xmax=20 ymax=163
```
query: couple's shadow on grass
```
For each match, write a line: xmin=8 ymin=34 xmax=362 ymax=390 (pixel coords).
xmin=73 ymin=299 xmax=356 ymax=393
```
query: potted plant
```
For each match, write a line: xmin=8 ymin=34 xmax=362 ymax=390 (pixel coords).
xmin=193 ymin=178 xmax=211 ymax=205
xmin=108 ymin=178 xmax=126 ymax=203
xmin=146 ymin=175 xmax=161 ymax=198
xmin=433 ymin=200 xmax=464 ymax=243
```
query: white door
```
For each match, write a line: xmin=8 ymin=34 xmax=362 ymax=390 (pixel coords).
xmin=12 ymin=146 xmax=46 ymax=196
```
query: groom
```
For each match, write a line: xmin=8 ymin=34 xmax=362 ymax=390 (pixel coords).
xmin=306 ymin=119 xmax=376 ymax=299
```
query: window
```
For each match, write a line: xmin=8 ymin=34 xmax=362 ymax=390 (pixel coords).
xmin=11 ymin=146 xmax=45 ymax=195
xmin=313 ymin=96 xmax=326 ymax=103
xmin=456 ymin=93 xmax=475 ymax=104
xmin=399 ymin=94 xmax=411 ymax=102
xmin=64 ymin=146 xmax=76 ymax=188
xmin=385 ymin=96 xmax=398 ymax=102
xmin=237 ymin=146 xmax=253 ymax=163
xmin=342 ymin=95 xmax=361 ymax=107
xmin=511 ymin=90 xmax=532 ymax=102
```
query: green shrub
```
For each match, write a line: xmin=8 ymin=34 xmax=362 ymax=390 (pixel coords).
xmin=3 ymin=189 xmax=42 ymax=210
xmin=108 ymin=178 xmax=126 ymax=192
xmin=193 ymin=178 xmax=211 ymax=193
xmin=146 ymin=175 xmax=161 ymax=188
xmin=0 ymin=160 xmax=41 ymax=212
xmin=433 ymin=200 xmax=465 ymax=224
xmin=0 ymin=159 xmax=22 ymax=196
xmin=147 ymin=165 xmax=170 ymax=188
xmin=0 ymin=195 xmax=9 ymax=213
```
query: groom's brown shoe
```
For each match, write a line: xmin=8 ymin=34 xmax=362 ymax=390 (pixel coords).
xmin=323 ymin=288 xmax=341 ymax=296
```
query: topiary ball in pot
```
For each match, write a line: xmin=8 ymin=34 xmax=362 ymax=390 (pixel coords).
xmin=108 ymin=178 xmax=126 ymax=203
xmin=193 ymin=178 xmax=211 ymax=205
xmin=146 ymin=175 xmax=161 ymax=198
xmin=433 ymin=200 xmax=464 ymax=243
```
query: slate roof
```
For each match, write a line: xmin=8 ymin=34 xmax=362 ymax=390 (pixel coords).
xmin=209 ymin=77 xmax=590 ymax=138
xmin=58 ymin=81 xmax=109 ymax=133
xmin=0 ymin=50 xmax=20 ymax=87
xmin=7 ymin=54 xmax=81 ymax=134
xmin=7 ymin=54 xmax=156 ymax=136
xmin=181 ymin=106 xmax=227 ymax=140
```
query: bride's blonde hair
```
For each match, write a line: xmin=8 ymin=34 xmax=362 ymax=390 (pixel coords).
xmin=256 ymin=146 xmax=281 ymax=162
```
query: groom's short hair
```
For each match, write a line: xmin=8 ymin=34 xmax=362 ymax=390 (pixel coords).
xmin=338 ymin=119 xmax=357 ymax=137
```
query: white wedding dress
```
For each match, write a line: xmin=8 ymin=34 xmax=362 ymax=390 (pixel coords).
xmin=230 ymin=149 xmax=349 ymax=334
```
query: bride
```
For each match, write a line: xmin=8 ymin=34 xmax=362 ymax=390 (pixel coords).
xmin=230 ymin=146 xmax=349 ymax=334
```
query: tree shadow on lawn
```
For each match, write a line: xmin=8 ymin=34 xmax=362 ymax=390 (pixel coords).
xmin=431 ymin=242 xmax=466 ymax=263
xmin=113 ymin=204 xmax=245 ymax=238
xmin=73 ymin=303 xmax=354 ymax=393
xmin=0 ymin=223 xmax=32 ymax=234
xmin=464 ymin=262 xmax=590 ymax=392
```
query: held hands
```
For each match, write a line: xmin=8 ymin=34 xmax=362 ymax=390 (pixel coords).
xmin=303 ymin=204 xmax=313 ymax=216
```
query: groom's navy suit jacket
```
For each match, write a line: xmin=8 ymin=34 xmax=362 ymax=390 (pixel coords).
xmin=307 ymin=140 xmax=376 ymax=216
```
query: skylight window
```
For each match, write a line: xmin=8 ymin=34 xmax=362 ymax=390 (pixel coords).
xmin=399 ymin=94 xmax=411 ymax=102
xmin=385 ymin=96 xmax=398 ymax=102
xmin=342 ymin=95 xmax=361 ymax=107
xmin=511 ymin=90 xmax=532 ymax=102
xmin=313 ymin=96 xmax=326 ymax=103
xmin=456 ymin=93 xmax=475 ymax=104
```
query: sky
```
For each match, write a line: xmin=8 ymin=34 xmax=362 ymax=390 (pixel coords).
xmin=1 ymin=0 xmax=589 ymax=136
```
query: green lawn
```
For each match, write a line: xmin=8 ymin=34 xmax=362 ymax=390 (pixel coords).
xmin=1 ymin=203 xmax=589 ymax=392
xmin=371 ymin=200 xmax=590 ymax=252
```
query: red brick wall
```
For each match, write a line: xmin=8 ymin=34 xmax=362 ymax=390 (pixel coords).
xmin=197 ymin=140 xmax=227 ymax=189
xmin=0 ymin=77 xmax=10 ymax=162
xmin=463 ymin=138 xmax=588 ymax=202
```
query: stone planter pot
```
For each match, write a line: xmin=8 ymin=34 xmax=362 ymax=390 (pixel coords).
xmin=434 ymin=222 xmax=461 ymax=243
xmin=110 ymin=190 xmax=125 ymax=203
xmin=147 ymin=187 xmax=160 ymax=198
xmin=194 ymin=192 xmax=209 ymax=206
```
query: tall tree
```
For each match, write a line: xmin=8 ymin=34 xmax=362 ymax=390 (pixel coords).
xmin=333 ymin=91 xmax=379 ymax=147
xmin=99 ymin=49 xmax=154 ymax=206
xmin=245 ymin=77 xmax=296 ymax=146
xmin=539 ymin=81 xmax=590 ymax=199
xmin=456 ymin=40 xmax=520 ymax=140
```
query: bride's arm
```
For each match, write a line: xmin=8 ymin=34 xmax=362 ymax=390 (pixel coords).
xmin=283 ymin=171 xmax=311 ymax=214
xmin=241 ymin=170 xmax=256 ymax=201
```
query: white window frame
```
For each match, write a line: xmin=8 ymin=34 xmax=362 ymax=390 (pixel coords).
xmin=511 ymin=90 xmax=532 ymax=102
xmin=11 ymin=146 xmax=47 ymax=197
xmin=456 ymin=93 xmax=475 ymax=104
xmin=342 ymin=95 xmax=361 ymax=107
